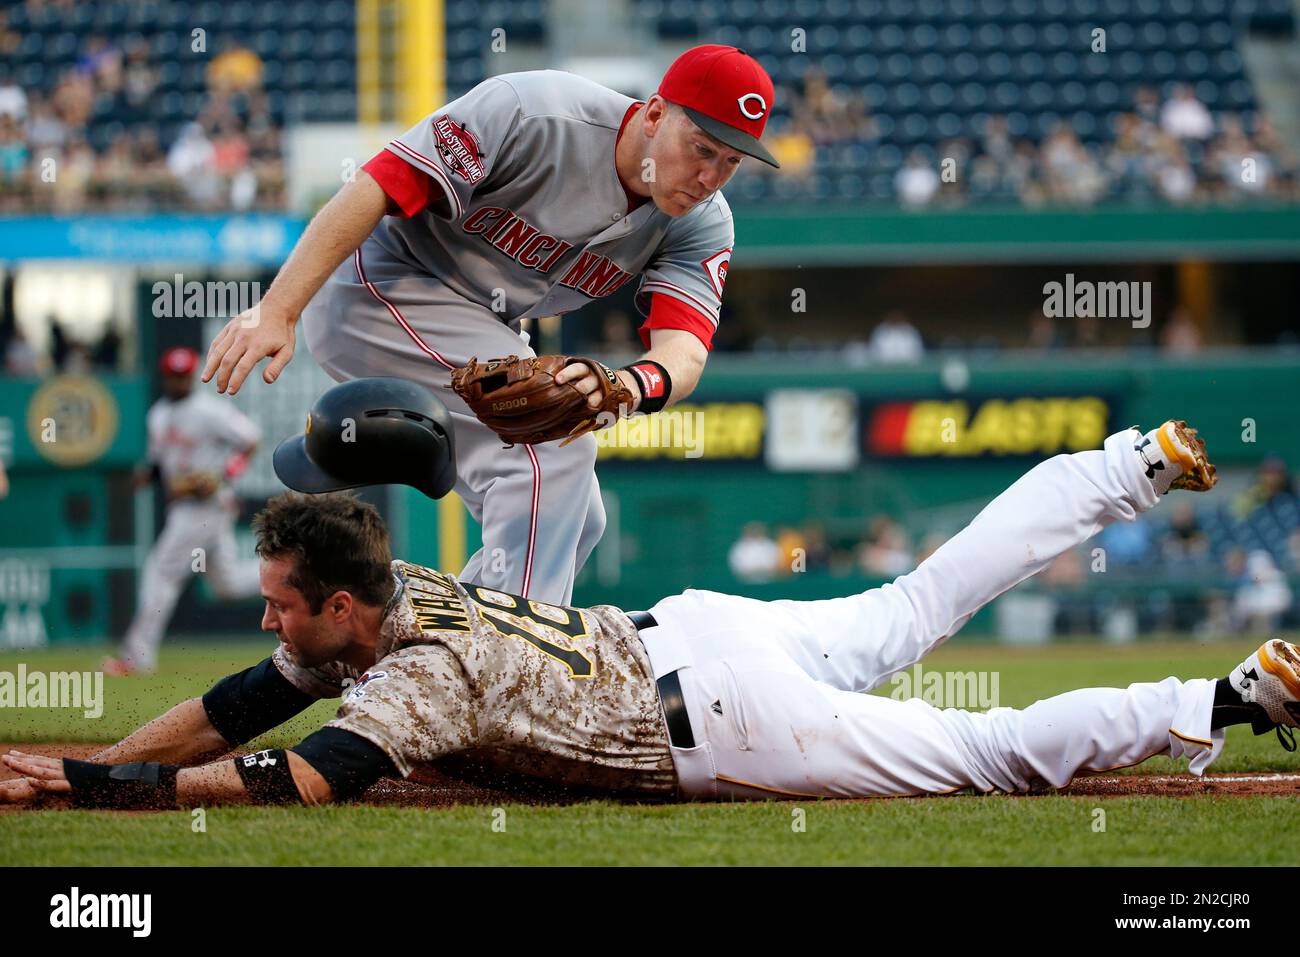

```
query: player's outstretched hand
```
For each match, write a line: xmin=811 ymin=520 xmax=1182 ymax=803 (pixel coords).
xmin=1 ymin=750 xmax=72 ymax=804
xmin=203 ymin=302 xmax=297 ymax=396
xmin=0 ymin=774 xmax=38 ymax=804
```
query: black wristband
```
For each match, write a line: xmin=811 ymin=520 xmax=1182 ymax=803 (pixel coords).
xmin=63 ymin=759 xmax=180 ymax=810
xmin=233 ymin=749 xmax=302 ymax=804
xmin=621 ymin=360 xmax=672 ymax=414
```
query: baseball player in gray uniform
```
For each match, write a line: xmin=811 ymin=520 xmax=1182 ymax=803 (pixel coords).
xmin=9 ymin=418 xmax=1300 ymax=809
xmin=105 ymin=347 xmax=262 ymax=676
xmin=202 ymin=45 xmax=778 ymax=604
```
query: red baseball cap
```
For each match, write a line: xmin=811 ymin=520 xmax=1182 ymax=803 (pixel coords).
xmin=160 ymin=346 xmax=199 ymax=376
xmin=659 ymin=45 xmax=780 ymax=168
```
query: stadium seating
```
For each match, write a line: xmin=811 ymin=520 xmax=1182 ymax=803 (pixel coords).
xmin=1195 ymin=498 xmax=1300 ymax=569
xmin=617 ymin=0 xmax=1294 ymax=204
xmin=3 ymin=0 xmax=1295 ymax=207
xmin=3 ymin=0 xmax=358 ymax=143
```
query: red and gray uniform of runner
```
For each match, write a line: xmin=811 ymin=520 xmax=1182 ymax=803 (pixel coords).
xmin=300 ymin=69 xmax=734 ymax=605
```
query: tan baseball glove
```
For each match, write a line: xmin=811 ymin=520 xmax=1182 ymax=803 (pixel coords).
xmin=451 ymin=355 xmax=635 ymax=447
xmin=167 ymin=471 xmax=222 ymax=499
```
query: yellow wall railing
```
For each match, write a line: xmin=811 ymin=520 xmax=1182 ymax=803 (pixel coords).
xmin=356 ymin=0 xmax=447 ymax=127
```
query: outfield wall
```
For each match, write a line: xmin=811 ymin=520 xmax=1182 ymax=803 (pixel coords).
xmin=1 ymin=352 xmax=1295 ymax=644
xmin=425 ymin=352 xmax=1300 ymax=616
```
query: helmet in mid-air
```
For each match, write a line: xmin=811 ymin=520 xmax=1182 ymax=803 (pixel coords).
xmin=273 ymin=377 xmax=457 ymax=499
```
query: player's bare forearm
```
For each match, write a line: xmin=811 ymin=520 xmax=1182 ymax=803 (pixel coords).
xmin=640 ymin=327 xmax=707 ymax=407
xmin=205 ymin=171 xmax=390 ymax=393
xmin=89 ymin=697 xmax=231 ymax=767
xmin=259 ymin=170 xmax=390 ymax=317
xmin=561 ymin=328 xmax=707 ymax=414
xmin=4 ymin=748 xmax=332 ymax=808
xmin=174 ymin=752 xmax=330 ymax=807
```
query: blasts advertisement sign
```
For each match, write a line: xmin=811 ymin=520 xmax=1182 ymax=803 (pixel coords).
xmin=866 ymin=396 xmax=1112 ymax=458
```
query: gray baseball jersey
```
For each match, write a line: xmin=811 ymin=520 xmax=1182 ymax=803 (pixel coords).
xmin=370 ymin=69 xmax=735 ymax=334
xmin=272 ymin=559 xmax=677 ymax=797
xmin=147 ymin=391 xmax=261 ymax=498
xmin=300 ymin=70 xmax=737 ymax=607
xmin=119 ymin=393 xmax=262 ymax=671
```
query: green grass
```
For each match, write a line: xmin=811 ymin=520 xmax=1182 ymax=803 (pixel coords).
xmin=2 ymin=638 xmax=1298 ymax=866
xmin=3 ymin=797 xmax=1298 ymax=866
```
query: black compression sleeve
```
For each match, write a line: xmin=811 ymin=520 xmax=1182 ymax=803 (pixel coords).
xmin=291 ymin=727 xmax=397 ymax=802
xmin=202 ymin=656 xmax=317 ymax=746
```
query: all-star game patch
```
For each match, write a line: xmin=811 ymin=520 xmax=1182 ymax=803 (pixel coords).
xmin=433 ymin=115 xmax=486 ymax=184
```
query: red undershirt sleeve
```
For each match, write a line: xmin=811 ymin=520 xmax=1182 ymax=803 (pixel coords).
xmin=638 ymin=292 xmax=717 ymax=351
xmin=362 ymin=150 xmax=445 ymax=218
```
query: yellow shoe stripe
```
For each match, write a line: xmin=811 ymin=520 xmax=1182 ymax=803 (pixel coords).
xmin=1155 ymin=422 xmax=1195 ymax=471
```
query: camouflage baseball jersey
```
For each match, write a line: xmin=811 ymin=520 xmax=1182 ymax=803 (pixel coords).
xmin=272 ymin=559 xmax=677 ymax=797
xmin=368 ymin=69 xmax=735 ymax=334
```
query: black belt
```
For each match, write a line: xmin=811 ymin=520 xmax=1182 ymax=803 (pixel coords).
xmin=627 ymin=611 xmax=695 ymax=749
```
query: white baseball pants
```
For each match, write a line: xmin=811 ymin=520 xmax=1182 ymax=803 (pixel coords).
xmin=120 ymin=499 xmax=261 ymax=670
xmin=642 ymin=428 xmax=1223 ymax=799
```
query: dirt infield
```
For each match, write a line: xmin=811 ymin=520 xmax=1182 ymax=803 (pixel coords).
xmin=1051 ymin=772 xmax=1300 ymax=798
xmin=4 ymin=743 xmax=1299 ymax=807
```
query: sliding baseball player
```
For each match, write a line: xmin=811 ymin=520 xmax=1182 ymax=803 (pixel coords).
xmin=9 ymin=418 xmax=1298 ymax=808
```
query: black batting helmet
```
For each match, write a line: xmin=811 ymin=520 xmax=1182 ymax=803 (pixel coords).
xmin=273 ymin=377 xmax=457 ymax=499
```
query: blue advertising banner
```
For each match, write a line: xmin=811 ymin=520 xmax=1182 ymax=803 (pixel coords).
xmin=0 ymin=215 xmax=306 ymax=264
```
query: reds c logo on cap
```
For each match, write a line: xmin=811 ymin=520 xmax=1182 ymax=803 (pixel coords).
xmin=737 ymin=93 xmax=767 ymax=120
xmin=657 ymin=45 xmax=780 ymax=168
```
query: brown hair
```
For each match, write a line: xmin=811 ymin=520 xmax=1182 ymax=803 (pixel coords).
xmin=252 ymin=492 xmax=394 ymax=613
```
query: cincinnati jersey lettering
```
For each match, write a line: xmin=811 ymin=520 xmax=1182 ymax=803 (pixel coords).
xmin=461 ymin=206 xmax=635 ymax=299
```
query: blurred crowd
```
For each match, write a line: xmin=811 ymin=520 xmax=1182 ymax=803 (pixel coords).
xmin=0 ymin=28 xmax=284 ymax=213
xmin=1 ymin=315 xmax=122 ymax=376
xmin=727 ymin=513 xmax=947 ymax=583
xmin=571 ymin=296 xmax=1263 ymax=362
xmin=728 ymin=456 xmax=1300 ymax=635
xmin=827 ymin=305 xmax=1234 ymax=359
xmin=755 ymin=71 xmax=1300 ymax=207
xmin=4 ymin=19 xmax=1296 ymax=214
